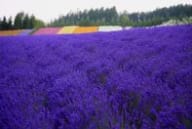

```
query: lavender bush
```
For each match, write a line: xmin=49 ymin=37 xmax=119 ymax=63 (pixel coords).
xmin=0 ymin=25 xmax=192 ymax=129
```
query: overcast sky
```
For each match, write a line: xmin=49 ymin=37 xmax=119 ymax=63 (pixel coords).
xmin=0 ymin=0 xmax=191 ymax=22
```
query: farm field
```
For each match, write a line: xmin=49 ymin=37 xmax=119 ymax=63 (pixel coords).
xmin=0 ymin=25 xmax=192 ymax=129
xmin=0 ymin=26 xmax=125 ymax=36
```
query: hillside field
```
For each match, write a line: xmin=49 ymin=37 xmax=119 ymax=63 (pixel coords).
xmin=0 ymin=25 xmax=192 ymax=129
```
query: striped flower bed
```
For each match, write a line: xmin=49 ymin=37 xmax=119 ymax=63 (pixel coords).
xmin=19 ymin=29 xmax=33 ymax=35
xmin=33 ymin=27 xmax=61 ymax=35
xmin=58 ymin=26 xmax=78 ymax=34
xmin=0 ymin=30 xmax=22 ymax=36
xmin=0 ymin=26 xmax=126 ymax=36
xmin=73 ymin=26 xmax=98 ymax=34
xmin=98 ymin=26 xmax=122 ymax=32
xmin=123 ymin=26 xmax=132 ymax=30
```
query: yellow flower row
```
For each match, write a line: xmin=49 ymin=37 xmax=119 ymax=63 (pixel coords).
xmin=0 ymin=30 xmax=22 ymax=36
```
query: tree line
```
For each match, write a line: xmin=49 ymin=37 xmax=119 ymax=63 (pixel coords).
xmin=0 ymin=12 xmax=45 ymax=30
xmin=49 ymin=4 xmax=192 ymax=27
xmin=49 ymin=7 xmax=118 ymax=26
xmin=0 ymin=4 xmax=192 ymax=30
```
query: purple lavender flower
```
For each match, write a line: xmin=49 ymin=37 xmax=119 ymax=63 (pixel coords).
xmin=0 ymin=25 xmax=192 ymax=129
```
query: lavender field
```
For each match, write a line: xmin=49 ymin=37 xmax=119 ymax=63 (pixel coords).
xmin=0 ymin=25 xmax=192 ymax=129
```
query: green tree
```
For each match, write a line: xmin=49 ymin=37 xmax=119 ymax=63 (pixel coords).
xmin=0 ymin=19 xmax=2 ymax=30
xmin=119 ymin=12 xmax=130 ymax=26
xmin=2 ymin=16 xmax=8 ymax=30
xmin=34 ymin=19 xmax=45 ymax=28
xmin=8 ymin=17 xmax=13 ymax=29
xmin=23 ymin=14 xmax=30 ymax=29
xmin=14 ymin=12 xmax=25 ymax=29
xmin=29 ymin=15 xmax=36 ymax=28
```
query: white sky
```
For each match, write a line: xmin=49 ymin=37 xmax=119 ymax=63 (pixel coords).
xmin=0 ymin=0 xmax=191 ymax=22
